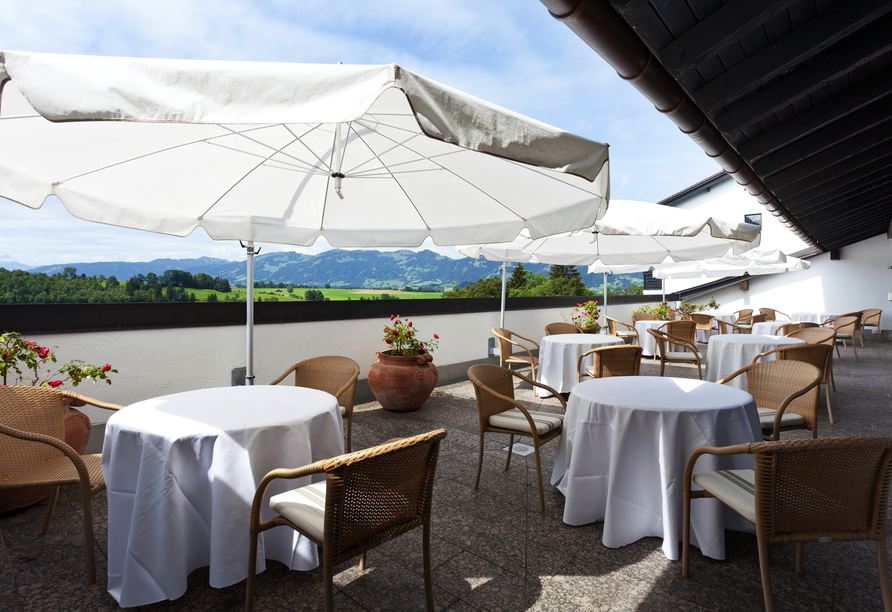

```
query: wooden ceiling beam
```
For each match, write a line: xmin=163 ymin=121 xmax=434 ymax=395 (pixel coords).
xmin=738 ymin=68 xmax=892 ymax=161
xmin=774 ymin=152 xmax=892 ymax=202
xmin=787 ymin=174 xmax=892 ymax=216
xmin=695 ymin=0 xmax=892 ymax=113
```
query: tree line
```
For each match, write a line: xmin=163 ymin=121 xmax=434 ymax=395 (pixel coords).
xmin=0 ymin=267 xmax=231 ymax=304
xmin=442 ymin=264 xmax=645 ymax=298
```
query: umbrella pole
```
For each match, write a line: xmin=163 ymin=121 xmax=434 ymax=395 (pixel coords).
xmin=243 ymin=241 xmax=258 ymax=386
xmin=603 ymin=272 xmax=607 ymax=331
xmin=500 ymin=263 xmax=507 ymax=328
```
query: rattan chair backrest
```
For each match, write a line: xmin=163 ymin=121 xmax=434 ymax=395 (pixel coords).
xmin=604 ymin=316 xmax=631 ymax=336
xmin=587 ymin=345 xmax=642 ymax=378
xmin=632 ymin=312 xmax=657 ymax=322
xmin=744 ymin=360 xmax=821 ymax=431
xmin=751 ymin=313 xmax=770 ymax=324
xmin=689 ymin=313 xmax=714 ymax=331
xmin=776 ymin=322 xmax=803 ymax=336
xmin=769 ymin=343 xmax=833 ymax=385
xmin=831 ymin=315 xmax=859 ymax=337
xmin=750 ymin=437 xmax=892 ymax=541
xmin=0 ymin=386 xmax=65 ymax=485
xmin=861 ymin=308 xmax=882 ymax=326
xmin=284 ymin=356 xmax=360 ymax=410
xmin=491 ymin=327 xmax=515 ymax=360
xmin=320 ymin=429 xmax=445 ymax=566
xmin=789 ymin=326 xmax=835 ymax=345
xmin=660 ymin=320 xmax=697 ymax=345
xmin=467 ymin=363 xmax=518 ymax=425
xmin=545 ymin=322 xmax=581 ymax=336
xmin=733 ymin=309 xmax=753 ymax=321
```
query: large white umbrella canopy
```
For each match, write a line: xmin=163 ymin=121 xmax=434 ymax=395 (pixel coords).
xmin=651 ymin=248 xmax=809 ymax=280
xmin=0 ymin=51 xmax=610 ymax=382
xmin=458 ymin=201 xmax=760 ymax=323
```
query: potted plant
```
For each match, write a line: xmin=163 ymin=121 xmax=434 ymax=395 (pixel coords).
xmin=635 ymin=301 xmax=675 ymax=321
xmin=563 ymin=300 xmax=602 ymax=333
xmin=367 ymin=316 xmax=440 ymax=412
xmin=1 ymin=331 xmax=118 ymax=511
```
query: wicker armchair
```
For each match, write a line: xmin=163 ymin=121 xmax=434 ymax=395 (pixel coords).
xmin=658 ymin=319 xmax=698 ymax=346
xmin=577 ymin=345 xmax=643 ymax=382
xmin=860 ymin=308 xmax=882 ymax=344
xmin=647 ymin=328 xmax=703 ymax=379
xmin=758 ymin=308 xmax=790 ymax=321
xmin=735 ymin=312 xmax=767 ymax=332
xmin=754 ymin=343 xmax=835 ymax=423
xmin=822 ymin=314 xmax=860 ymax=361
xmin=270 ymin=356 xmax=360 ymax=452
xmin=689 ymin=313 xmax=715 ymax=341
xmin=604 ymin=316 xmax=638 ymax=345
xmin=491 ymin=327 xmax=539 ymax=378
xmin=545 ymin=322 xmax=582 ymax=336
xmin=716 ymin=319 xmax=751 ymax=334
xmin=732 ymin=308 xmax=753 ymax=322
xmin=717 ymin=360 xmax=821 ymax=441
xmin=790 ymin=326 xmax=838 ymax=392
xmin=683 ymin=437 xmax=892 ymax=612
xmin=0 ymin=386 xmax=123 ymax=584
xmin=632 ymin=311 xmax=658 ymax=323
xmin=467 ymin=364 xmax=565 ymax=512
xmin=246 ymin=429 xmax=446 ymax=612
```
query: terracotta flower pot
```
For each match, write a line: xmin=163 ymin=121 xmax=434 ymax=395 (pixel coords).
xmin=0 ymin=398 xmax=92 ymax=513
xmin=367 ymin=350 xmax=438 ymax=412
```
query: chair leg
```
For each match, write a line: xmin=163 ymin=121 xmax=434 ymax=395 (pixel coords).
xmin=830 ymin=361 xmax=836 ymax=391
xmin=324 ymin=564 xmax=334 ymax=612
xmin=359 ymin=551 xmax=366 ymax=571
xmin=659 ymin=359 xmax=666 ymax=377
xmin=246 ymin=531 xmax=259 ymax=612
xmin=474 ymin=433 xmax=485 ymax=490
xmin=533 ymin=444 xmax=545 ymax=512
xmin=795 ymin=542 xmax=804 ymax=573
xmin=41 ymin=485 xmax=61 ymax=535
xmin=682 ymin=494 xmax=691 ymax=577
xmin=877 ymin=537 xmax=892 ymax=612
xmin=82 ymin=497 xmax=97 ymax=585
xmin=757 ymin=539 xmax=775 ymax=612
xmin=824 ymin=382 xmax=834 ymax=424
xmin=695 ymin=361 xmax=702 ymax=380
xmin=423 ymin=522 xmax=435 ymax=612
xmin=504 ymin=434 xmax=514 ymax=470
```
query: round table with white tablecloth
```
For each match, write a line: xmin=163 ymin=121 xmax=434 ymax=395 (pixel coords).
xmin=792 ymin=312 xmax=840 ymax=324
xmin=536 ymin=333 xmax=624 ymax=396
xmin=751 ymin=320 xmax=788 ymax=336
xmin=101 ymin=386 xmax=344 ymax=607
xmin=705 ymin=334 xmax=806 ymax=389
xmin=696 ymin=311 xmax=735 ymax=343
xmin=551 ymin=377 xmax=760 ymax=560
xmin=635 ymin=320 xmax=671 ymax=356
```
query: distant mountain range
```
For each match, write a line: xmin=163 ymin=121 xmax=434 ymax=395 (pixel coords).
xmin=1 ymin=250 xmax=644 ymax=290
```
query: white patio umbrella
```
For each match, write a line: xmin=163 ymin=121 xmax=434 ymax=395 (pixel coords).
xmin=651 ymin=248 xmax=809 ymax=280
xmin=458 ymin=200 xmax=760 ymax=323
xmin=0 ymin=52 xmax=610 ymax=383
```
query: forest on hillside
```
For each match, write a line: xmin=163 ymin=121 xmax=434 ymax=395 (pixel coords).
xmin=444 ymin=264 xmax=645 ymax=298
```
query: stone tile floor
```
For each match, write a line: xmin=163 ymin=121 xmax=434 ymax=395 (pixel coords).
xmin=2 ymin=336 xmax=890 ymax=611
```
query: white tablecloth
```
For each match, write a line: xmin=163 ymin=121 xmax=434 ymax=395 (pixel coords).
xmin=752 ymin=320 xmax=788 ymax=335
xmin=551 ymin=377 xmax=759 ymax=560
xmin=536 ymin=333 xmax=624 ymax=396
xmin=705 ymin=334 xmax=806 ymax=389
xmin=792 ymin=312 xmax=840 ymax=324
xmin=697 ymin=312 xmax=735 ymax=343
xmin=635 ymin=320 xmax=669 ymax=356
xmin=101 ymin=386 xmax=344 ymax=607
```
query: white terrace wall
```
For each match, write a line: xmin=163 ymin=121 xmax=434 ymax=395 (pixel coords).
xmin=680 ymin=233 xmax=892 ymax=333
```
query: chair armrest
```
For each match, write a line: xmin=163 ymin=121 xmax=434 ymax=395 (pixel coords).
xmin=683 ymin=443 xmax=754 ymax=499
xmin=665 ymin=335 xmax=700 ymax=355
xmin=250 ymin=460 xmax=327 ymax=533
xmin=334 ymin=371 xmax=360 ymax=409
xmin=716 ymin=365 xmax=748 ymax=385
xmin=481 ymin=369 xmax=567 ymax=412
xmin=751 ymin=348 xmax=779 ymax=364
xmin=506 ymin=337 xmax=538 ymax=364
xmin=509 ymin=332 xmax=540 ymax=350
xmin=0 ymin=423 xmax=94 ymax=486
xmin=62 ymin=390 xmax=124 ymax=412
xmin=268 ymin=365 xmax=298 ymax=386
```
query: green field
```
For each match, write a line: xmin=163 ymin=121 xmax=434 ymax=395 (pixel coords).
xmin=218 ymin=287 xmax=444 ymax=302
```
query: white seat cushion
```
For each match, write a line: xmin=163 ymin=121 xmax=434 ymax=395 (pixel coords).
xmin=339 ymin=405 xmax=347 ymax=416
xmin=489 ymin=408 xmax=563 ymax=436
xmin=269 ymin=481 xmax=326 ymax=542
xmin=758 ymin=406 xmax=805 ymax=428
xmin=693 ymin=469 xmax=756 ymax=524
xmin=615 ymin=330 xmax=636 ymax=337
xmin=663 ymin=351 xmax=699 ymax=361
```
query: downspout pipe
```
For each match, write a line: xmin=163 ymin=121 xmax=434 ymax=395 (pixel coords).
xmin=539 ymin=0 xmax=824 ymax=253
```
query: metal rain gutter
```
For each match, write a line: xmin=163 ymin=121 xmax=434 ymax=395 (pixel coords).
xmin=539 ymin=0 xmax=824 ymax=254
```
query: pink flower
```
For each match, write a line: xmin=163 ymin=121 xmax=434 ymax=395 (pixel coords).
xmin=390 ymin=315 xmax=395 ymax=320
xmin=385 ymin=339 xmax=392 ymax=344
xmin=102 ymin=364 xmax=111 ymax=372
xmin=37 ymin=347 xmax=49 ymax=359
xmin=48 ymin=380 xmax=63 ymax=388
xmin=408 ymin=321 xmax=413 ymax=327
xmin=418 ymin=348 xmax=425 ymax=354
xmin=433 ymin=334 xmax=439 ymax=339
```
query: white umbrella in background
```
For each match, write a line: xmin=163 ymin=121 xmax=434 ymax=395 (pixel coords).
xmin=458 ymin=200 xmax=760 ymax=323
xmin=0 ymin=51 xmax=610 ymax=383
xmin=651 ymin=248 xmax=809 ymax=280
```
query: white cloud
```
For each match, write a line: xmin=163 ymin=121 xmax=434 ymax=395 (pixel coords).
xmin=0 ymin=0 xmax=721 ymax=266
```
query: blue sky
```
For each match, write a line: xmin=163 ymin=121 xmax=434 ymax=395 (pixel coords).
xmin=0 ymin=0 xmax=720 ymax=267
